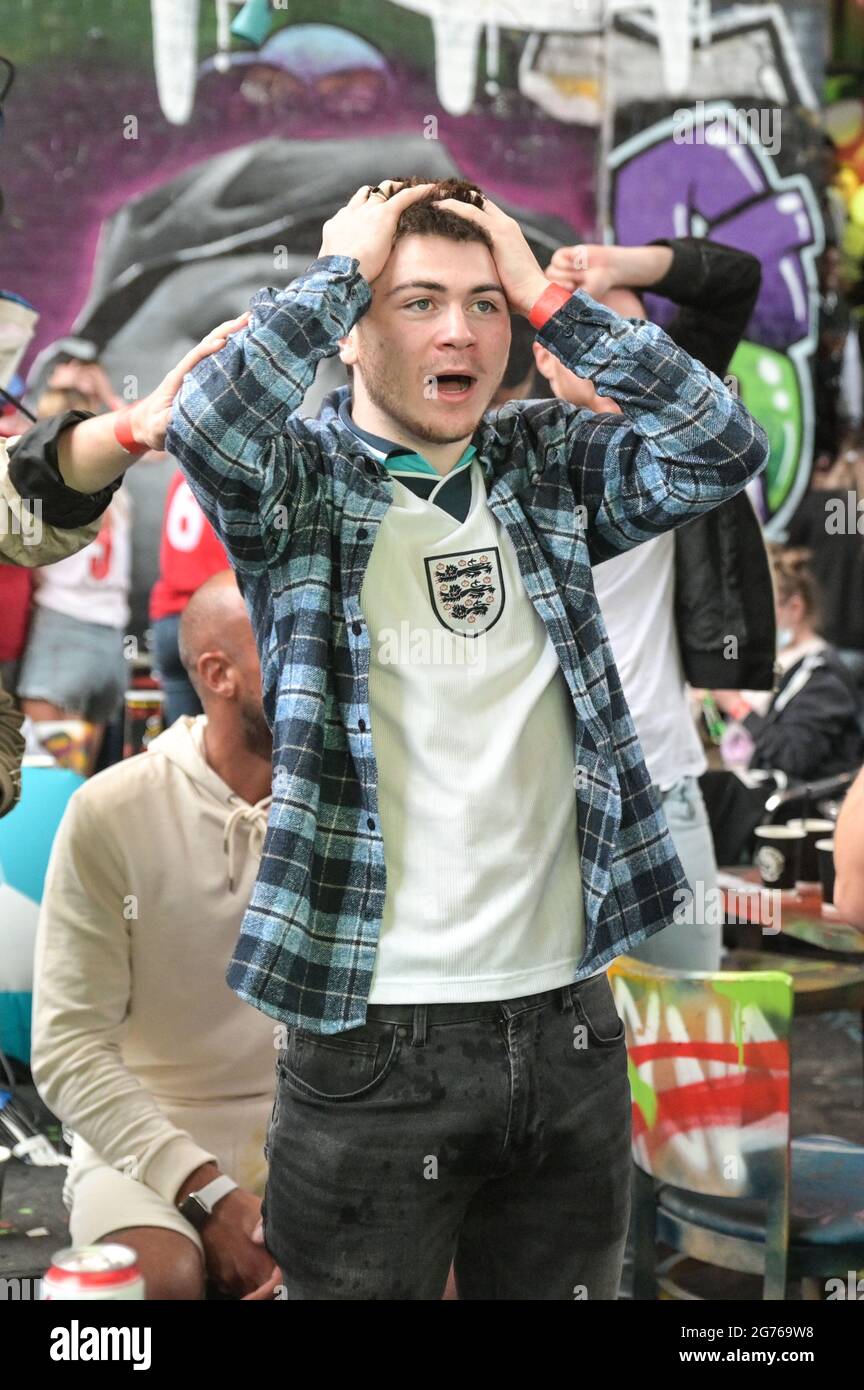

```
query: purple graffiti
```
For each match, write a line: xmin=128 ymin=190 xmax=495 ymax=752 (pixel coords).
xmin=612 ymin=130 xmax=820 ymax=351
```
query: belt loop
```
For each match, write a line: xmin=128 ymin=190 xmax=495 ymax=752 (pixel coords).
xmin=411 ymin=1004 xmax=428 ymax=1047
xmin=557 ymin=986 xmax=573 ymax=1014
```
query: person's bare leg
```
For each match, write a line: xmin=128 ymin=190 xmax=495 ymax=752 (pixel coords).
xmin=20 ymin=698 xmax=67 ymax=721
xmin=98 ymin=1226 xmax=206 ymax=1300
xmin=20 ymin=700 xmax=103 ymax=772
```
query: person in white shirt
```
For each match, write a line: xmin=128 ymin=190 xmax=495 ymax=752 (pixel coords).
xmin=31 ymin=572 xmax=281 ymax=1300
xmin=17 ymin=491 xmax=131 ymax=770
xmin=17 ymin=379 xmax=134 ymax=770
xmin=534 ymin=242 xmax=735 ymax=971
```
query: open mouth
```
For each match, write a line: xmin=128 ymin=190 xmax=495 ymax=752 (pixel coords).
xmin=433 ymin=373 xmax=476 ymax=399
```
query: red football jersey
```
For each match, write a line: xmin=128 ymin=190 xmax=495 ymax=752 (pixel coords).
xmin=149 ymin=471 xmax=229 ymax=620
xmin=0 ymin=563 xmax=32 ymax=661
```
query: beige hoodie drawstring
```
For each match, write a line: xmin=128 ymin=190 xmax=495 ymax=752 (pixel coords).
xmin=223 ymin=797 xmax=271 ymax=892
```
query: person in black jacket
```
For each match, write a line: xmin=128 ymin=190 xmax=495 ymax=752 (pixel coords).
xmin=534 ymin=236 xmax=774 ymax=971
xmin=712 ymin=547 xmax=864 ymax=782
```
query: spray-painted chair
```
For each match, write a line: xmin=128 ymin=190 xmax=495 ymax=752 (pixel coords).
xmin=608 ymin=957 xmax=864 ymax=1300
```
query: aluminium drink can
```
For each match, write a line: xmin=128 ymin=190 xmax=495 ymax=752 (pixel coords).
xmin=122 ymin=689 xmax=165 ymax=760
xmin=41 ymin=1243 xmax=145 ymax=1300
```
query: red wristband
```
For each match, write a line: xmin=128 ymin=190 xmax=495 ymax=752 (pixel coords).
xmin=728 ymin=697 xmax=751 ymax=723
xmin=113 ymin=407 xmax=149 ymax=456
xmin=528 ymin=282 xmax=572 ymax=330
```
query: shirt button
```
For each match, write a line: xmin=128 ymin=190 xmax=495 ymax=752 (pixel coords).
xmin=367 ymin=817 xmax=376 ymax=831
xmin=358 ymin=718 xmax=367 ymax=732
xmin=352 ymin=621 xmax=362 ymax=635
xmin=530 ymin=471 xmax=541 ymax=485
xmin=357 ymin=527 xmax=368 ymax=540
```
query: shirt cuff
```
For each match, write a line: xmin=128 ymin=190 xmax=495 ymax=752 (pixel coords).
xmin=643 ymin=238 xmax=702 ymax=301
xmin=300 ymin=253 xmax=372 ymax=307
xmin=7 ymin=410 xmax=122 ymax=527
xmin=143 ymin=1135 xmax=220 ymax=1206
xmin=263 ymin=254 xmax=373 ymax=336
xmin=304 ymin=253 xmax=361 ymax=277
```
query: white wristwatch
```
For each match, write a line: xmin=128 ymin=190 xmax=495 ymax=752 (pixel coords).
xmin=178 ymin=1174 xmax=238 ymax=1231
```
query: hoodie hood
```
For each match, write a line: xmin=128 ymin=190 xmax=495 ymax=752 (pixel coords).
xmin=148 ymin=714 xmax=271 ymax=891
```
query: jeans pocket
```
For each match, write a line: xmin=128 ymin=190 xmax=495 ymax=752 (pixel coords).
xmin=278 ymin=1021 xmax=401 ymax=1101
xmin=572 ymin=974 xmax=625 ymax=1047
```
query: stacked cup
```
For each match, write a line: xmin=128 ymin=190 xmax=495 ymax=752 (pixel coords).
xmin=787 ymin=818 xmax=835 ymax=888
xmin=753 ymin=825 xmax=806 ymax=891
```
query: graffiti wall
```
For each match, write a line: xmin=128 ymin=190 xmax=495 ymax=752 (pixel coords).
xmin=0 ymin=0 xmax=828 ymax=627
xmin=607 ymin=1 xmax=827 ymax=536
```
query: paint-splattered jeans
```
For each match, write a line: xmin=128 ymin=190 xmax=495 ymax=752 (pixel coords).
xmin=262 ymin=974 xmax=632 ymax=1300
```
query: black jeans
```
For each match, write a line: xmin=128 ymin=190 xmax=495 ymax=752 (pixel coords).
xmin=263 ymin=973 xmax=632 ymax=1300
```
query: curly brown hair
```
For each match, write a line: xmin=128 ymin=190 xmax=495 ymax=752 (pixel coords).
xmin=383 ymin=176 xmax=492 ymax=251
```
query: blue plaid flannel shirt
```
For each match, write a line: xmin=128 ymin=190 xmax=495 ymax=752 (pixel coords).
xmin=166 ymin=254 xmax=769 ymax=1034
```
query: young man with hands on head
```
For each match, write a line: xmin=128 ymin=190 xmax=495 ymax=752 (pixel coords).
xmin=167 ymin=177 xmax=769 ymax=1300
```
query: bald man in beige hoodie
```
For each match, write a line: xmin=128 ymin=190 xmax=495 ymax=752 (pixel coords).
xmin=31 ymin=572 xmax=281 ymax=1300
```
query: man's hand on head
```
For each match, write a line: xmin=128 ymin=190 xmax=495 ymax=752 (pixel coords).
xmin=127 ymin=312 xmax=251 ymax=453
xmin=318 ymin=181 xmax=437 ymax=285
xmin=47 ymin=359 xmax=123 ymax=412
xmin=48 ymin=311 xmax=252 ymax=495
xmin=431 ymin=194 xmax=549 ymax=318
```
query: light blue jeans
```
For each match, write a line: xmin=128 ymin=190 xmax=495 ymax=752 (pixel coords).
xmin=627 ymin=775 xmax=721 ymax=973
xmin=151 ymin=613 xmax=202 ymax=726
xmin=16 ymin=605 xmax=127 ymax=725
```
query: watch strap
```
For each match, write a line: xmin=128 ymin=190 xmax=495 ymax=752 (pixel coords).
xmin=179 ymin=1174 xmax=238 ymax=1229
